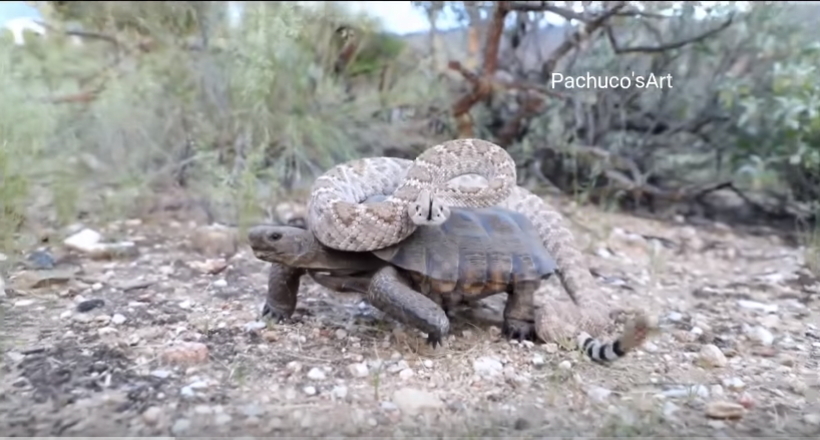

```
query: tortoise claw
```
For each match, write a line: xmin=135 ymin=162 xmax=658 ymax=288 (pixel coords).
xmin=425 ymin=332 xmax=444 ymax=348
xmin=261 ymin=302 xmax=290 ymax=323
xmin=502 ymin=319 xmax=536 ymax=342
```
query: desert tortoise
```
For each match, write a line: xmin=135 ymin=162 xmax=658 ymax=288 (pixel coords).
xmin=248 ymin=206 xmax=652 ymax=362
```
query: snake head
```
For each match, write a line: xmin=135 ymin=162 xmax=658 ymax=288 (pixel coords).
xmin=409 ymin=188 xmax=450 ymax=226
xmin=247 ymin=225 xmax=315 ymax=267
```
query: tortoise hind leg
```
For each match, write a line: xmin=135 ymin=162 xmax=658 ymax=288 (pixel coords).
xmin=502 ymin=281 xmax=537 ymax=341
xmin=262 ymin=263 xmax=305 ymax=322
xmin=368 ymin=266 xmax=451 ymax=347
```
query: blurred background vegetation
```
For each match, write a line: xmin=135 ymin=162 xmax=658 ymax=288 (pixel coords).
xmin=0 ymin=1 xmax=818 ymax=264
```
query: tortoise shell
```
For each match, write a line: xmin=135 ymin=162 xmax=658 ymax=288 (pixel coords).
xmin=371 ymin=207 xmax=557 ymax=293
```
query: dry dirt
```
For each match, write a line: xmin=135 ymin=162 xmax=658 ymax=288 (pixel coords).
xmin=1 ymin=197 xmax=819 ymax=437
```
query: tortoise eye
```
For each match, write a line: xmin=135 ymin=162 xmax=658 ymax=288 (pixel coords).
xmin=269 ymin=232 xmax=282 ymax=241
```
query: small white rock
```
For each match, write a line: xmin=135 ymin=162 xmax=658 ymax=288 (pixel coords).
xmin=214 ymin=413 xmax=232 ymax=425
xmin=303 ymin=386 xmax=317 ymax=395
xmin=331 ymin=385 xmax=348 ymax=399
xmin=697 ymin=344 xmax=727 ymax=368
xmin=532 ymin=354 xmax=545 ymax=366
xmin=586 ymin=386 xmax=612 ymax=402
xmin=347 ymin=362 xmax=369 ymax=378
xmin=142 ymin=406 xmax=162 ymax=425
xmin=666 ymin=311 xmax=684 ymax=322
xmin=722 ymin=377 xmax=745 ymax=390
xmin=171 ymin=418 xmax=191 ymax=434
xmin=738 ymin=300 xmax=778 ymax=314
xmin=391 ymin=387 xmax=444 ymax=415
xmin=472 ymin=357 xmax=503 ymax=377
xmin=558 ymin=360 xmax=572 ymax=370
xmin=63 ymin=228 xmax=103 ymax=252
xmin=804 ymin=413 xmax=820 ymax=425
xmin=398 ymin=368 xmax=414 ymax=380
xmin=306 ymin=367 xmax=326 ymax=380
xmin=244 ymin=321 xmax=266 ymax=331
xmin=111 ymin=313 xmax=127 ymax=325
xmin=748 ymin=326 xmax=774 ymax=347
xmin=286 ymin=361 xmax=302 ymax=372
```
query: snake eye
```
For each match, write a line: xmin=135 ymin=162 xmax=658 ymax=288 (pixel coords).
xmin=269 ymin=232 xmax=282 ymax=241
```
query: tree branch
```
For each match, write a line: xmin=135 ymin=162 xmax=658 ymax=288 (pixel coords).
xmin=540 ymin=1 xmax=627 ymax=81
xmin=606 ymin=14 xmax=735 ymax=54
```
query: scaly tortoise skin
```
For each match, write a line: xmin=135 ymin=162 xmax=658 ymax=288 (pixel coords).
xmin=249 ymin=206 xmax=652 ymax=362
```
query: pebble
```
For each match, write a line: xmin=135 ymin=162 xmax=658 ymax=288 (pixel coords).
xmin=422 ymin=360 xmax=433 ymax=368
xmin=472 ymin=356 xmax=503 ymax=377
xmin=241 ymin=404 xmax=263 ymax=417
xmin=697 ymin=344 xmax=727 ymax=368
xmin=660 ymin=385 xmax=709 ymax=399
xmin=244 ymin=321 xmax=266 ymax=331
xmin=171 ymin=418 xmax=191 ymax=434
xmin=705 ymin=401 xmax=745 ymax=419
xmin=150 ymin=369 xmax=172 ymax=379
xmin=558 ymin=360 xmax=572 ymax=370
xmin=388 ymin=360 xmax=410 ymax=373
xmin=306 ymin=367 xmax=326 ymax=380
xmin=532 ymin=354 xmax=545 ymax=367
xmin=737 ymin=300 xmax=778 ymax=314
xmin=214 ymin=413 xmax=232 ymax=425
xmin=391 ymin=387 xmax=444 ymax=415
xmin=759 ymin=314 xmax=780 ymax=329
xmin=76 ymin=298 xmax=105 ymax=312
xmin=748 ymin=326 xmax=774 ymax=346
xmin=722 ymin=377 xmax=745 ymax=391
xmin=663 ymin=401 xmax=680 ymax=416
xmin=586 ymin=386 xmax=612 ymax=402
xmin=303 ymin=386 xmax=317 ymax=396
xmin=161 ymin=342 xmax=209 ymax=365
xmin=286 ymin=361 xmax=302 ymax=373
xmin=331 ymin=385 xmax=348 ymax=399
xmin=111 ymin=313 xmax=126 ymax=325
xmin=398 ymin=368 xmax=414 ymax=380
xmin=142 ymin=406 xmax=162 ymax=425
xmin=804 ymin=413 xmax=820 ymax=425
xmin=347 ymin=362 xmax=369 ymax=378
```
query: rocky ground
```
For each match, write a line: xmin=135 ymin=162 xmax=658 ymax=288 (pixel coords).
xmin=1 ymin=197 xmax=818 ymax=436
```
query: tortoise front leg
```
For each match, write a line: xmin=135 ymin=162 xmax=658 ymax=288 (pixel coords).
xmin=262 ymin=263 xmax=305 ymax=322
xmin=368 ymin=266 xmax=451 ymax=347
xmin=503 ymin=281 xmax=537 ymax=341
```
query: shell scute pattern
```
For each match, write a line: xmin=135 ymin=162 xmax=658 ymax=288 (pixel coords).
xmin=372 ymin=207 xmax=556 ymax=296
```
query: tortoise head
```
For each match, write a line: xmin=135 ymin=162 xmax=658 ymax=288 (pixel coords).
xmin=247 ymin=225 xmax=318 ymax=267
xmin=408 ymin=188 xmax=450 ymax=226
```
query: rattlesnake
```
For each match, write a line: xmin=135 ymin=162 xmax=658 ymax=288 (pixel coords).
xmin=305 ymin=139 xmax=643 ymax=345
xmin=307 ymin=138 xmax=517 ymax=252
